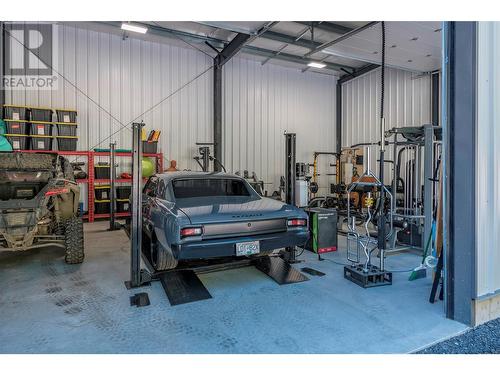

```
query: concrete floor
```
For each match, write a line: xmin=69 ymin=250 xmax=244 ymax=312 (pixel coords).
xmin=0 ymin=221 xmax=466 ymax=354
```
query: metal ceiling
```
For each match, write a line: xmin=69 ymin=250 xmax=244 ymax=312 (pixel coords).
xmin=83 ymin=21 xmax=442 ymax=76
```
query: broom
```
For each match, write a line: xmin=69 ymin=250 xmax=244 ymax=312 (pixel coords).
xmin=409 ymin=152 xmax=442 ymax=281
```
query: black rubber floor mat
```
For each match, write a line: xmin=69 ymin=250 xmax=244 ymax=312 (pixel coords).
xmin=253 ymin=256 xmax=309 ymax=285
xmin=159 ymin=270 xmax=212 ymax=306
xmin=301 ymin=267 xmax=326 ymax=277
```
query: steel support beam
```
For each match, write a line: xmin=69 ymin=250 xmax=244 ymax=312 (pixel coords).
xmin=443 ymin=21 xmax=477 ymax=325
xmin=336 ymin=82 xmax=342 ymax=154
xmin=215 ymin=33 xmax=253 ymax=67
xmin=338 ymin=63 xmax=379 ymax=84
xmin=261 ymin=30 xmax=323 ymax=50
xmin=431 ymin=71 xmax=440 ymax=126
xmin=294 ymin=21 xmax=353 ymax=36
xmin=213 ymin=64 xmax=223 ymax=171
xmin=101 ymin=22 xmax=356 ymax=73
xmin=245 ymin=46 xmax=352 ymax=71
xmin=213 ymin=32 xmax=254 ymax=171
xmin=304 ymin=22 xmax=379 ymax=58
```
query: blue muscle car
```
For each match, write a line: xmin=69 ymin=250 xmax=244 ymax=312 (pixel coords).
xmin=141 ymin=172 xmax=309 ymax=270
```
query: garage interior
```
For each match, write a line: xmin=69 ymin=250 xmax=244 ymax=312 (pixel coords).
xmin=0 ymin=20 xmax=490 ymax=354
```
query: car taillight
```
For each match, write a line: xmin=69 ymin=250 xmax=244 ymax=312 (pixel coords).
xmin=287 ymin=218 xmax=307 ymax=227
xmin=45 ymin=187 xmax=69 ymax=196
xmin=180 ymin=227 xmax=203 ymax=237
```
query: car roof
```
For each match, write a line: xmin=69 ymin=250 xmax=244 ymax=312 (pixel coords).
xmin=156 ymin=171 xmax=243 ymax=183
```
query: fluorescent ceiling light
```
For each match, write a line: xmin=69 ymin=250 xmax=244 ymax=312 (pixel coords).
xmin=307 ymin=62 xmax=326 ymax=69
xmin=121 ymin=23 xmax=148 ymax=34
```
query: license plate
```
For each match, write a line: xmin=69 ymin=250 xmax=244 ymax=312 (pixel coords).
xmin=236 ymin=241 xmax=260 ymax=256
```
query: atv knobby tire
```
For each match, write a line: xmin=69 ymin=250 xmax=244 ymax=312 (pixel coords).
xmin=64 ymin=216 xmax=84 ymax=264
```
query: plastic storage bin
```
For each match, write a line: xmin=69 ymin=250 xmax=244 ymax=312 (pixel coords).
xmin=116 ymin=199 xmax=130 ymax=213
xmin=3 ymin=105 xmax=29 ymax=120
xmin=30 ymin=135 xmax=53 ymax=151
xmin=30 ymin=107 xmax=53 ymax=122
xmin=94 ymin=185 xmax=111 ymax=200
xmin=116 ymin=186 xmax=132 ymax=199
xmin=29 ymin=121 xmax=53 ymax=136
xmin=55 ymin=109 xmax=77 ymax=123
xmin=94 ymin=200 xmax=110 ymax=214
xmin=55 ymin=122 xmax=77 ymax=136
xmin=5 ymin=135 xmax=29 ymax=150
xmin=142 ymin=141 xmax=158 ymax=154
xmin=94 ymin=163 xmax=111 ymax=179
xmin=4 ymin=119 xmax=29 ymax=135
xmin=56 ymin=136 xmax=77 ymax=151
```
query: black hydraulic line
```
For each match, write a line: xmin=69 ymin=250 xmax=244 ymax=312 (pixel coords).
xmin=194 ymin=158 xmax=205 ymax=171
xmin=211 ymin=157 xmax=227 ymax=173
xmin=377 ymin=22 xmax=387 ymax=260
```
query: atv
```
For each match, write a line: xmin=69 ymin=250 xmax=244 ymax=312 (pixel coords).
xmin=0 ymin=152 xmax=84 ymax=264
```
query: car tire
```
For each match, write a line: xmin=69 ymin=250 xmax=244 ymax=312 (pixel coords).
xmin=151 ymin=238 xmax=177 ymax=271
xmin=64 ymin=216 xmax=85 ymax=264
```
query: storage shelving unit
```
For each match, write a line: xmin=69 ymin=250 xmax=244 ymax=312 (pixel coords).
xmin=13 ymin=149 xmax=163 ymax=222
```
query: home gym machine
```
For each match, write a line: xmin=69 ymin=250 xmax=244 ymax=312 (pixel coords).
xmin=385 ymin=125 xmax=442 ymax=254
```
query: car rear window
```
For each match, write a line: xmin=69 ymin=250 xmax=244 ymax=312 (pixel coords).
xmin=172 ymin=178 xmax=250 ymax=199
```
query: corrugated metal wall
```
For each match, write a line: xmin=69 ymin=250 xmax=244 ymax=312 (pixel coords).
xmin=4 ymin=23 xmax=337 ymax=197
xmin=476 ymin=22 xmax=500 ymax=297
xmin=4 ymin=23 xmax=213 ymax=171
xmin=223 ymin=58 xmax=337 ymax=195
xmin=341 ymin=67 xmax=432 ymax=181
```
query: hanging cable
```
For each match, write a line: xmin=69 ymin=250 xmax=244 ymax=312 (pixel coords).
xmin=381 ymin=21 xmax=386 ymax=122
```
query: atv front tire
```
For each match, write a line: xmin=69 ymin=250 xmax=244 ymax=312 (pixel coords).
xmin=64 ymin=216 xmax=85 ymax=264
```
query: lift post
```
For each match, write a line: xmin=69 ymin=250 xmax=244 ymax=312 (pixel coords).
xmin=125 ymin=122 xmax=151 ymax=300
xmin=284 ymin=133 xmax=299 ymax=263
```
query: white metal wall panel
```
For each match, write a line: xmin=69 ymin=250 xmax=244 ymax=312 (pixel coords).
xmin=476 ymin=22 xmax=500 ymax=297
xmin=223 ymin=58 xmax=337 ymax=195
xmin=341 ymin=67 xmax=431 ymax=181
xmin=4 ymin=23 xmax=214 ymax=172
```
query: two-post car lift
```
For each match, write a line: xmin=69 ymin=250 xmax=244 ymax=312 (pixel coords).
xmin=123 ymin=123 xmax=309 ymax=307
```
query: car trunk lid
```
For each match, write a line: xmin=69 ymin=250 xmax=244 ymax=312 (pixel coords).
xmin=175 ymin=196 xmax=297 ymax=238
xmin=175 ymin=196 xmax=294 ymax=224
